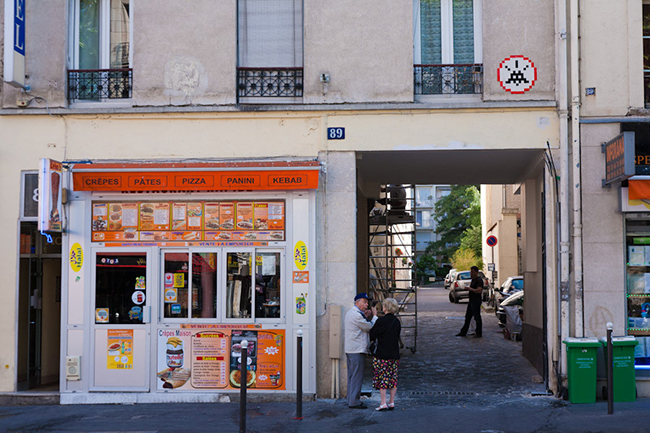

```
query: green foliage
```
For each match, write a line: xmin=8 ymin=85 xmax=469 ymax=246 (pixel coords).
xmin=459 ymin=224 xmax=482 ymax=258
xmin=427 ymin=185 xmax=481 ymax=266
xmin=451 ymin=247 xmax=483 ymax=271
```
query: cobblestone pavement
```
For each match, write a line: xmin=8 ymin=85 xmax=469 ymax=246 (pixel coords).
xmin=362 ymin=285 xmax=548 ymax=407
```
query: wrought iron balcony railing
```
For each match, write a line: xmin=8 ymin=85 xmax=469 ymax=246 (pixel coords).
xmin=414 ymin=64 xmax=483 ymax=95
xmin=68 ymin=68 xmax=133 ymax=101
xmin=237 ymin=67 xmax=303 ymax=99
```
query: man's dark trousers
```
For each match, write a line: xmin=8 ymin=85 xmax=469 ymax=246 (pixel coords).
xmin=459 ymin=298 xmax=482 ymax=336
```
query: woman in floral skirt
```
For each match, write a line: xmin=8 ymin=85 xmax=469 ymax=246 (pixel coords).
xmin=369 ymin=298 xmax=402 ymax=411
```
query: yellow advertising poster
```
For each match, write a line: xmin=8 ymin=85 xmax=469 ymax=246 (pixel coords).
xmin=107 ymin=329 xmax=133 ymax=370
xmin=173 ymin=273 xmax=185 ymax=288
xmin=294 ymin=241 xmax=308 ymax=270
xmin=156 ymin=326 xmax=285 ymax=391
xmin=70 ymin=243 xmax=83 ymax=272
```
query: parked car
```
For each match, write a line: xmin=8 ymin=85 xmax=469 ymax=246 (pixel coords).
xmin=448 ymin=270 xmax=489 ymax=303
xmin=444 ymin=269 xmax=458 ymax=290
xmin=495 ymin=276 xmax=524 ymax=308
xmin=496 ymin=290 xmax=524 ymax=327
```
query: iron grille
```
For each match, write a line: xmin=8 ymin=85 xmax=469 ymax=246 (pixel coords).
xmin=68 ymin=69 xmax=133 ymax=101
xmin=414 ymin=64 xmax=483 ymax=95
xmin=237 ymin=67 xmax=303 ymax=98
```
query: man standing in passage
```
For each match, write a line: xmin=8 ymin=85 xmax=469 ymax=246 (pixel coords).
xmin=456 ymin=266 xmax=484 ymax=338
xmin=345 ymin=292 xmax=378 ymax=409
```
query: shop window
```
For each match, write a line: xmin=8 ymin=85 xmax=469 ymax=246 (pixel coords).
xmin=625 ymin=217 xmax=650 ymax=369
xmin=255 ymin=252 xmax=281 ymax=318
xmin=644 ymin=4 xmax=650 ymax=108
xmin=163 ymin=251 xmax=218 ymax=319
xmin=95 ymin=252 xmax=146 ymax=324
xmin=227 ymin=252 xmax=253 ymax=319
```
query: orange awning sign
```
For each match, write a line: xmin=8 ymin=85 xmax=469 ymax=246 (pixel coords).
xmin=73 ymin=169 xmax=319 ymax=192
xmin=628 ymin=180 xmax=650 ymax=200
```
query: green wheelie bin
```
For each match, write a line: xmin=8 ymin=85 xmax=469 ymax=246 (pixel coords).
xmin=600 ymin=336 xmax=639 ymax=402
xmin=564 ymin=337 xmax=601 ymax=403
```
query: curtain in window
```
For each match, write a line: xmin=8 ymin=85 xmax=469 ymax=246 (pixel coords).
xmin=110 ymin=0 xmax=130 ymax=68
xmin=419 ymin=0 xmax=442 ymax=64
xmin=238 ymin=0 xmax=303 ymax=67
xmin=79 ymin=0 xmax=100 ymax=69
xmin=452 ymin=0 xmax=474 ymax=64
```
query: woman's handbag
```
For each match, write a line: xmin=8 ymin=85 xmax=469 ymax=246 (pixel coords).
xmin=368 ymin=338 xmax=379 ymax=355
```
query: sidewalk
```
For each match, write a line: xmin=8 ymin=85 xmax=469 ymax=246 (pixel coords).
xmin=3 ymin=287 xmax=647 ymax=432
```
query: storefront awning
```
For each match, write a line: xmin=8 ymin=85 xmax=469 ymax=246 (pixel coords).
xmin=71 ymin=161 xmax=320 ymax=192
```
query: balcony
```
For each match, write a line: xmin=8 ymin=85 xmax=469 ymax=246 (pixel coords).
xmin=237 ymin=67 xmax=303 ymax=100
xmin=68 ymin=69 xmax=133 ymax=101
xmin=414 ymin=64 xmax=483 ymax=95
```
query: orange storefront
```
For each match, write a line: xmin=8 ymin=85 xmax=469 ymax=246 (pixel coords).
xmin=59 ymin=161 xmax=319 ymax=403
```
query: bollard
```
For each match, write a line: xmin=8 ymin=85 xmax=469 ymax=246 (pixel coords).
xmin=606 ymin=323 xmax=614 ymax=415
xmin=294 ymin=330 xmax=303 ymax=420
xmin=240 ymin=340 xmax=248 ymax=433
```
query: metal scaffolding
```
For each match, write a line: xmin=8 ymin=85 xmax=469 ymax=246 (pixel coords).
xmin=368 ymin=184 xmax=418 ymax=353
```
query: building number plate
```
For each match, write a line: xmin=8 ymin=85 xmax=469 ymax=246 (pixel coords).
xmin=327 ymin=127 xmax=345 ymax=140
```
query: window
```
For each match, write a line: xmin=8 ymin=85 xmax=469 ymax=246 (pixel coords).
xmin=237 ymin=0 xmax=304 ymax=100
xmin=68 ymin=0 xmax=132 ymax=101
xmin=413 ymin=0 xmax=482 ymax=95
xmin=161 ymin=248 xmax=283 ymax=322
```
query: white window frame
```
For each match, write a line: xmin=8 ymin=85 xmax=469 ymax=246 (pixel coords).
xmin=413 ymin=0 xmax=482 ymax=65
xmin=68 ymin=0 xmax=133 ymax=70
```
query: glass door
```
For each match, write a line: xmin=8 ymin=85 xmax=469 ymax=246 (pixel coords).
xmin=91 ymin=249 xmax=151 ymax=390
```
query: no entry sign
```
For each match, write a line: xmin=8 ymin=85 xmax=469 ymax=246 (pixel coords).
xmin=486 ymin=235 xmax=498 ymax=247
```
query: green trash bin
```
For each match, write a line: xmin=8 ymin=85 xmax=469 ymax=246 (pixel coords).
xmin=564 ymin=337 xmax=601 ymax=403
xmin=600 ymin=336 xmax=639 ymax=402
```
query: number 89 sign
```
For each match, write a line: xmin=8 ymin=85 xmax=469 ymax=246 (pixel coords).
xmin=327 ymin=127 xmax=345 ymax=140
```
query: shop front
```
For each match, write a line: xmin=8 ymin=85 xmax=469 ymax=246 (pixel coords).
xmin=58 ymin=161 xmax=319 ymax=404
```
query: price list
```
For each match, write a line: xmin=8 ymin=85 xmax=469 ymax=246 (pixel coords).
xmin=190 ymin=332 xmax=229 ymax=388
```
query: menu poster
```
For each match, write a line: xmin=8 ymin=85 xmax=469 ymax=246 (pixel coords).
xmin=93 ymin=203 xmax=109 ymax=231
xmin=205 ymin=231 xmax=233 ymax=241
xmin=268 ymin=202 xmax=285 ymax=230
xmin=204 ymin=203 xmax=220 ymax=230
xmin=172 ymin=203 xmax=188 ymax=231
xmin=140 ymin=203 xmax=155 ymax=230
xmin=254 ymin=203 xmax=269 ymax=230
xmin=107 ymin=329 xmax=134 ymax=370
xmin=237 ymin=202 xmax=254 ymax=230
xmin=153 ymin=203 xmax=171 ymax=230
xmin=187 ymin=203 xmax=203 ymax=230
xmin=220 ymin=203 xmax=235 ymax=230
xmin=156 ymin=327 xmax=285 ymax=391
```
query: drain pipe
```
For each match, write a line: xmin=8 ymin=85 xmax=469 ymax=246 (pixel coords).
xmin=570 ymin=0 xmax=584 ymax=338
xmin=558 ymin=0 xmax=571 ymax=385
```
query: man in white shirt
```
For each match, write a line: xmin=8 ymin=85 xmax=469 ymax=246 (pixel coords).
xmin=344 ymin=292 xmax=378 ymax=409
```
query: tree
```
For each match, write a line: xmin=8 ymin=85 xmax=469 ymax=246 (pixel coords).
xmin=451 ymin=247 xmax=484 ymax=271
xmin=427 ymin=185 xmax=480 ymax=270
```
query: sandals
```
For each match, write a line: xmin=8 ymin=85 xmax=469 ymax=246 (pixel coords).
xmin=388 ymin=403 xmax=395 ymax=410
xmin=375 ymin=404 xmax=389 ymax=411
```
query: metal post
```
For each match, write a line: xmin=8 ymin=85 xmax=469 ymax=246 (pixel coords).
xmin=294 ymin=330 xmax=303 ymax=420
xmin=606 ymin=323 xmax=613 ymax=415
xmin=239 ymin=340 xmax=248 ymax=433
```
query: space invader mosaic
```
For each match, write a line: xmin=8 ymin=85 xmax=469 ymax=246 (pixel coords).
xmin=497 ymin=55 xmax=537 ymax=94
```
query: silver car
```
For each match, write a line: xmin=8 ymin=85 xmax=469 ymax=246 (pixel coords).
xmin=448 ymin=270 xmax=488 ymax=303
